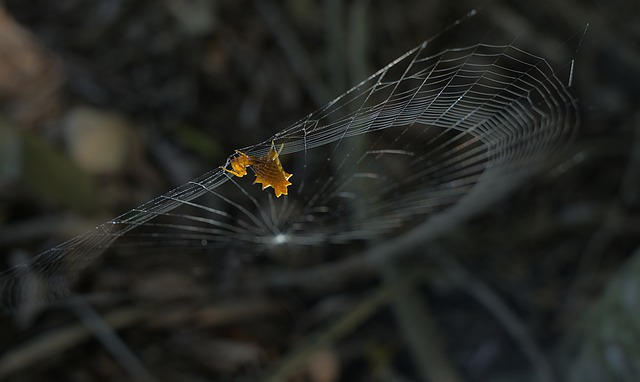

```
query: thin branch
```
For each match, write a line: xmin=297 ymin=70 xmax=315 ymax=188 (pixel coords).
xmin=252 ymin=0 xmax=331 ymax=108
xmin=69 ymin=298 xmax=157 ymax=382
xmin=261 ymin=268 xmax=429 ymax=382
xmin=432 ymin=247 xmax=558 ymax=382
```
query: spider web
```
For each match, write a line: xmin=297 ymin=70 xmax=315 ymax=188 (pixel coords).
xmin=0 ymin=39 xmax=577 ymax=312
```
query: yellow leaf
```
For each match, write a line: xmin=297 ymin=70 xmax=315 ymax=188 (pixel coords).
xmin=221 ymin=141 xmax=292 ymax=197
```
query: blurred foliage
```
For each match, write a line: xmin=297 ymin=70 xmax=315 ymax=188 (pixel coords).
xmin=567 ymin=246 xmax=640 ymax=382
xmin=0 ymin=117 xmax=99 ymax=213
xmin=0 ymin=0 xmax=639 ymax=381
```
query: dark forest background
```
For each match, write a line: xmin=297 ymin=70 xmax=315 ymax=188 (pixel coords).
xmin=1 ymin=0 xmax=639 ymax=381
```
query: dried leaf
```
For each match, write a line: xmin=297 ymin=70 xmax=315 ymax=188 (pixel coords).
xmin=222 ymin=141 xmax=292 ymax=197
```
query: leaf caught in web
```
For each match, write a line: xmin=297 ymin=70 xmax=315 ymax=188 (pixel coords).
xmin=0 ymin=38 xmax=577 ymax=312
xmin=221 ymin=142 xmax=293 ymax=197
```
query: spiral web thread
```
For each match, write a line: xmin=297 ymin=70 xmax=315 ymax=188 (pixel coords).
xmin=0 ymin=41 xmax=577 ymax=312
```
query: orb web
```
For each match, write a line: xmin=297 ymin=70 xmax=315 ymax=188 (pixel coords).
xmin=0 ymin=42 xmax=577 ymax=312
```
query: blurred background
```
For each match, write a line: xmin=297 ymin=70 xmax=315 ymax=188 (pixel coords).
xmin=1 ymin=0 xmax=639 ymax=381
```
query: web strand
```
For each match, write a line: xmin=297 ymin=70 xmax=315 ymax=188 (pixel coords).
xmin=0 ymin=42 xmax=577 ymax=312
